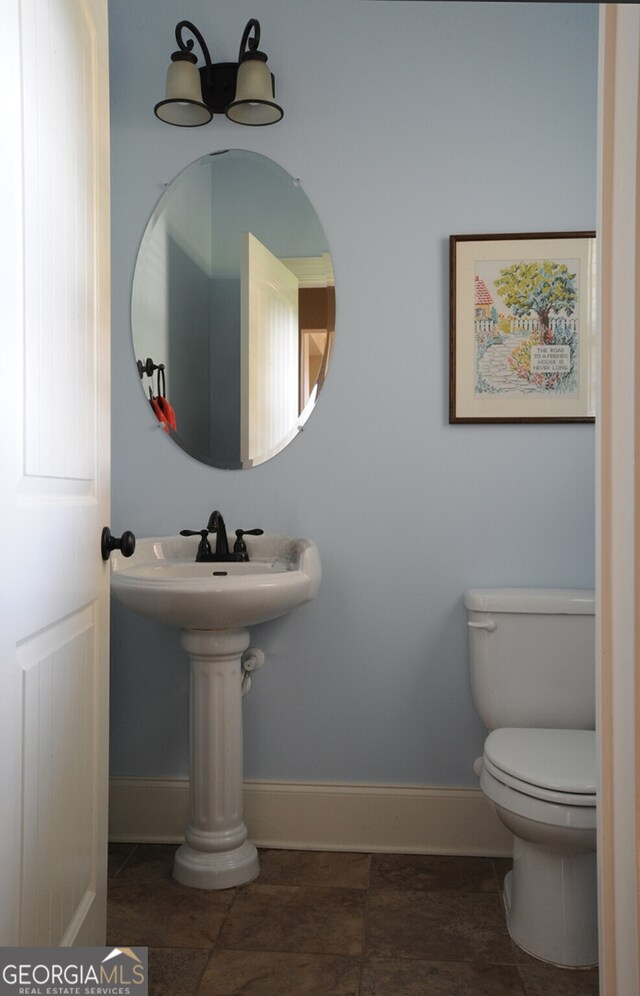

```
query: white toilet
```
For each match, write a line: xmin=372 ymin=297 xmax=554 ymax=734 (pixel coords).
xmin=464 ymin=587 xmax=597 ymax=969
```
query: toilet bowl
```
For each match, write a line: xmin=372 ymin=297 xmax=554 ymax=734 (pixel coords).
xmin=480 ymin=727 xmax=597 ymax=968
xmin=464 ymin=588 xmax=597 ymax=969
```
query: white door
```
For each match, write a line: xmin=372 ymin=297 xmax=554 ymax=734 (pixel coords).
xmin=0 ymin=0 xmax=111 ymax=946
xmin=240 ymin=232 xmax=299 ymax=467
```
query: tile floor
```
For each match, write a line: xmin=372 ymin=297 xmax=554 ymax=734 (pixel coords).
xmin=108 ymin=844 xmax=600 ymax=995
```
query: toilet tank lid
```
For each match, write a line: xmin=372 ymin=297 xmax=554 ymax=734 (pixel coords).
xmin=464 ymin=587 xmax=595 ymax=614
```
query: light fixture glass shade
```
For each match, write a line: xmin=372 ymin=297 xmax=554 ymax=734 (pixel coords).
xmin=154 ymin=58 xmax=213 ymax=127
xmin=225 ymin=59 xmax=283 ymax=126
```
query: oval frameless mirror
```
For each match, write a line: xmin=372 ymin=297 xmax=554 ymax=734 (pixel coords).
xmin=132 ymin=150 xmax=335 ymax=468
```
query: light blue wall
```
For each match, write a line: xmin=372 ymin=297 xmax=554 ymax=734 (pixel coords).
xmin=108 ymin=1 xmax=598 ymax=785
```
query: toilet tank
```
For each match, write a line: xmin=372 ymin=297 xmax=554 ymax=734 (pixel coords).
xmin=464 ymin=588 xmax=595 ymax=731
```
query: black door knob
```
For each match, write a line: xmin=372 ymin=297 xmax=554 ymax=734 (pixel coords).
xmin=101 ymin=526 xmax=136 ymax=561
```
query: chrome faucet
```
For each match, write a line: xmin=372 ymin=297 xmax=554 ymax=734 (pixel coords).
xmin=206 ymin=510 xmax=230 ymax=557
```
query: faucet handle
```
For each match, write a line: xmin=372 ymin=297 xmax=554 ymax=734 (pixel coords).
xmin=180 ymin=528 xmax=212 ymax=561
xmin=233 ymin=528 xmax=264 ymax=560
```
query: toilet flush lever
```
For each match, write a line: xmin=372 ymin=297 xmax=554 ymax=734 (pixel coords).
xmin=468 ymin=619 xmax=497 ymax=632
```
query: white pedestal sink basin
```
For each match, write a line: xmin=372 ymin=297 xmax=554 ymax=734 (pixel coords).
xmin=110 ymin=532 xmax=321 ymax=889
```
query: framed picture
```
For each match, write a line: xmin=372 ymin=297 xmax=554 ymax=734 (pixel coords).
xmin=449 ymin=231 xmax=596 ymax=423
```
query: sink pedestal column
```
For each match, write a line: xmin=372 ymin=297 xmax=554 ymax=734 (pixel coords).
xmin=173 ymin=627 xmax=259 ymax=890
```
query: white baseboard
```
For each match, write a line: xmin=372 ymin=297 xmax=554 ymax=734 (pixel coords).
xmin=109 ymin=777 xmax=513 ymax=856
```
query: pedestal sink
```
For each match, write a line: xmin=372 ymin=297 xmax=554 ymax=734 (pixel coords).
xmin=110 ymin=532 xmax=321 ymax=889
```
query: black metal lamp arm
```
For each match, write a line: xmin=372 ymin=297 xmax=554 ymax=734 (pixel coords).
xmin=238 ymin=19 xmax=261 ymax=61
xmin=174 ymin=20 xmax=213 ymax=68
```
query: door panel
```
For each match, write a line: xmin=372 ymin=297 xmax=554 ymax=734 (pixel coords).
xmin=19 ymin=607 xmax=99 ymax=945
xmin=21 ymin=0 xmax=99 ymax=482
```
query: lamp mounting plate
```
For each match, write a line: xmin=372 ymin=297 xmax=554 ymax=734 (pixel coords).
xmin=200 ymin=62 xmax=238 ymax=115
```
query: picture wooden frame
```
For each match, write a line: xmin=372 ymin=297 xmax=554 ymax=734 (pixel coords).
xmin=449 ymin=232 xmax=596 ymax=424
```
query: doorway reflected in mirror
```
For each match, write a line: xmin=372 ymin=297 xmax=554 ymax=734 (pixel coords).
xmin=132 ymin=150 xmax=335 ymax=468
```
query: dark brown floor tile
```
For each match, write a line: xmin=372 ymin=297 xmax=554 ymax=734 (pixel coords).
xmin=257 ymin=848 xmax=369 ymax=890
xmin=217 ymin=884 xmax=366 ymax=956
xmin=108 ymin=842 xmax=137 ymax=878
xmin=197 ymin=949 xmax=360 ymax=995
xmin=148 ymin=947 xmax=210 ymax=996
xmin=111 ymin=843 xmax=178 ymax=882
xmin=370 ymin=854 xmax=498 ymax=893
xmin=361 ymin=958 xmax=527 ymax=995
xmin=518 ymin=961 xmax=600 ymax=995
xmin=366 ymin=889 xmax=516 ymax=964
xmin=107 ymin=876 xmax=233 ymax=948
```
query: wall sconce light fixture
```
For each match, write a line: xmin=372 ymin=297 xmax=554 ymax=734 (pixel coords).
xmin=154 ymin=18 xmax=283 ymax=128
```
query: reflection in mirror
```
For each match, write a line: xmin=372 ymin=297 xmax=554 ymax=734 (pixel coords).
xmin=132 ymin=150 xmax=335 ymax=468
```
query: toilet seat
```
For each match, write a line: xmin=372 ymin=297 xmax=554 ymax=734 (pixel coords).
xmin=484 ymin=728 xmax=596 ymax=807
